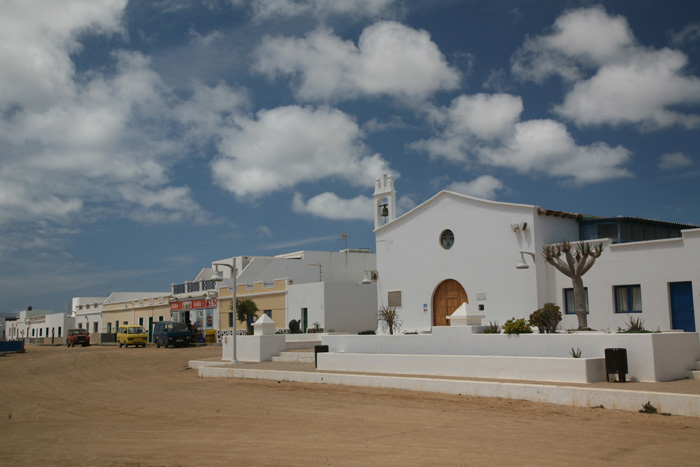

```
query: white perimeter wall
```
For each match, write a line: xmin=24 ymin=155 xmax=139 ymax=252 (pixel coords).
xmin=322 ymin=328 xmax=700 ymax=382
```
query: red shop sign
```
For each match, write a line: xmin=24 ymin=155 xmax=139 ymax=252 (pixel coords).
xmin=170 ymin=299 xmax=217 ymax=311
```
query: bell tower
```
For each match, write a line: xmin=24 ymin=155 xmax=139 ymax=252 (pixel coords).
xmin=373 ymin=174 xmax=396 ymax=229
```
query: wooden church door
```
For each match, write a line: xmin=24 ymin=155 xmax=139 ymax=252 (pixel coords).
xmin=432 ymin=280 xmax=468 ymax=326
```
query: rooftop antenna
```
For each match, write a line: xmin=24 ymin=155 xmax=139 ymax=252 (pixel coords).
xmin=340 ymin=233 xmax=349 ymax=265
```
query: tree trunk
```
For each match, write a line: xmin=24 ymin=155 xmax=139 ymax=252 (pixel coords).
xmin=572 ymin=275 xmax=588 ymax=329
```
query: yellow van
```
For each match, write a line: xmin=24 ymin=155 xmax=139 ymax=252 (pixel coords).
xmin=116 ymin=325 xmax=148 ymax=348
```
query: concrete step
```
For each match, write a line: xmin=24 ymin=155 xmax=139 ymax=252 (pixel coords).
xmin=687 ymin=370 xmax=700 ymax=380
xmin=271 ymin=351 xmax=315 ymax=363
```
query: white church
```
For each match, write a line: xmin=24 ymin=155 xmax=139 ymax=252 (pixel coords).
xmin=371 ymin=174 xmax=698 ymax=334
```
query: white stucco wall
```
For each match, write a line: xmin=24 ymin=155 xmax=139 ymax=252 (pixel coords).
xmin=20 ymin=312 xmax=75 ymax=342
xmin=375 ymin=192 xmax=546 ymax=332
xmin=232 ymin=250 xmax=376 ymax=287
xmin=286 ymin=282 xmax=378 ymax=333
xmin=71 ymin=297 xmax=106 ymax=335
xmin=323 ymin=282 xmax=378 ymax=333
xmin=530 ymin=212 xmax=581 ymax=307
xmin=550 ymin=230 xmax=700 ymax=332
xmin=224 ymin=334 xmax=286 ymax=362
xmin=286 ymin=282 xmax=324 ymax=330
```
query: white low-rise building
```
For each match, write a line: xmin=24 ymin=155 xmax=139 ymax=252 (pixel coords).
xmin=372 ymin=174 xmax=698 ymax=334
xmin=6 ymin=308 xmax=75 ymax=344
xmin=205 ymin=249 xmax=378 ymax=335
xmin=71 ymin=297 xmax=107 ymax=338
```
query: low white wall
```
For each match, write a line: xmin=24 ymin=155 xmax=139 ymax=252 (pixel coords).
xmin=285 ymin=334 xmax=322 ymax=343
xmin=321 ymin=328 xmax=700 ymax=382
xmin=196 ymin=366 xmax=700 ymax=418
xmin=222 ymin=334 xmax=285 ymax=362
xmin=317 ymin=353 xmax=606 ymax=383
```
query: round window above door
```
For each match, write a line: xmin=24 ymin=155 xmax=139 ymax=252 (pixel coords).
xmin=440 ymin=229 xmax=454 ymax=250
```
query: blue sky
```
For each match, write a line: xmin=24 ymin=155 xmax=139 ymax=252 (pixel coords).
xmin=2 ymin=0 xmax=699 ymax=314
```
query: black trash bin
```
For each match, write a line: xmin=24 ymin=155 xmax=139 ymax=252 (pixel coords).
xmin=604 ymin=348 xmax=628 ymax=382
xmin=314 ymin=345 xmax=329 ymax=369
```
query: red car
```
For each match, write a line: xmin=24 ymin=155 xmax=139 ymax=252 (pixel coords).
xmin=66 ymin=328 xmax=90 ymax=347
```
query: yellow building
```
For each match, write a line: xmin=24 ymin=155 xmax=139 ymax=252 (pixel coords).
xmin=101 ymin=292 xmax=171 ymax=342
xmin=217 ymin=278 xmax=288 ymax=331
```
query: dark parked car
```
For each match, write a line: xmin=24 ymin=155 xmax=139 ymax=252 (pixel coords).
xmin=66 ymin=328 xmax=90 ymax=347
xmin=152 ymin=321 xmax=192 ymax=348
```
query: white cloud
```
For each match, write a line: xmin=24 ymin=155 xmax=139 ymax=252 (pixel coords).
xmin=670 ymin=23 xmax=700 ymax=46
xmin=174 ymin=81 xmax=250 ymax=139
xmin=0 ymin=0 xmax=126 ymax=112
xmin=427 ymin=93 xmax=523 ymax=142
xmin=188 ymin=28 xmax=224 ymax=47
xmin=261 ymin=234 xmax=340 ymax=251
xmin=446 ymin=176 xmax=506 ymax=200
xmin=396 ymin=194 xmax=417 ymax=216
xmin=245 ymin=0 xmax=399 ymax=22
xmin=0 ymin=0 xmax=214 ymax=238
xmin=256 ymin=225 xmax=273 ymax=238
xmin=362 ymin=115 xmax=409 ymax=133
xmin=659 ymin=152 xmax=694 ymax=171
xmin=554 ymin=49 xmax=700 ymax=130
xmin=118 ymin=185 xmax=216 ymax=225
xmin=512 ymin=6 xmax=700 ymax=130
xmin=211 ymin=105 xmax=394 ymax=198
xmin=253 ymin=21 xmax=460 ymax=103
xmin=292 ymin=192 xmax=373 ymax=220
xmin=412 ymin=93 xmax=632 ymax=185
xmin=292 ymin=191 xmax=417 ymax=220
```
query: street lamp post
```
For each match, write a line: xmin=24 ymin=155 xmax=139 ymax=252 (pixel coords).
xmin=211 ymin=261 xmax=238 ymax=364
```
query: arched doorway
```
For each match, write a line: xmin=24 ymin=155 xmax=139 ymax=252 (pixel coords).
xmin=432 ymin=279 xmax=468 ymax=326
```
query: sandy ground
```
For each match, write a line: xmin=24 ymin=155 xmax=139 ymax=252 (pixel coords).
xmin=2 ymin=345 xmax=700 ymax=466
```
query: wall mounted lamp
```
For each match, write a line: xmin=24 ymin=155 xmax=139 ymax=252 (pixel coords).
xmin=516 ymin=251 xmax=536 ymax=269
xmin=361 ymin=269 xmax=378 ymax=284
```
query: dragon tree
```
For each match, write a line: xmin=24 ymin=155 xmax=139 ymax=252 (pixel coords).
xmin=542 ymin=241 xmax=604 ymax=330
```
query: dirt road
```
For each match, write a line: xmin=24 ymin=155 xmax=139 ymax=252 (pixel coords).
xmin=1 ymin=345 xmax=699 ymax=466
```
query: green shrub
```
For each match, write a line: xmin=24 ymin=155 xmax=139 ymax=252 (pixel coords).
xmin=529 ymin=303 xmax=562 ymax=334
xmin=358 ymin=330 xmax=376 ymax=335
xmin=503 ymin=317 xmax=532 ymax=335
xmin=483 ymin=321 xmax=501 ymax=334
xmin=621 ymin=315 xmax=648 ymax=333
